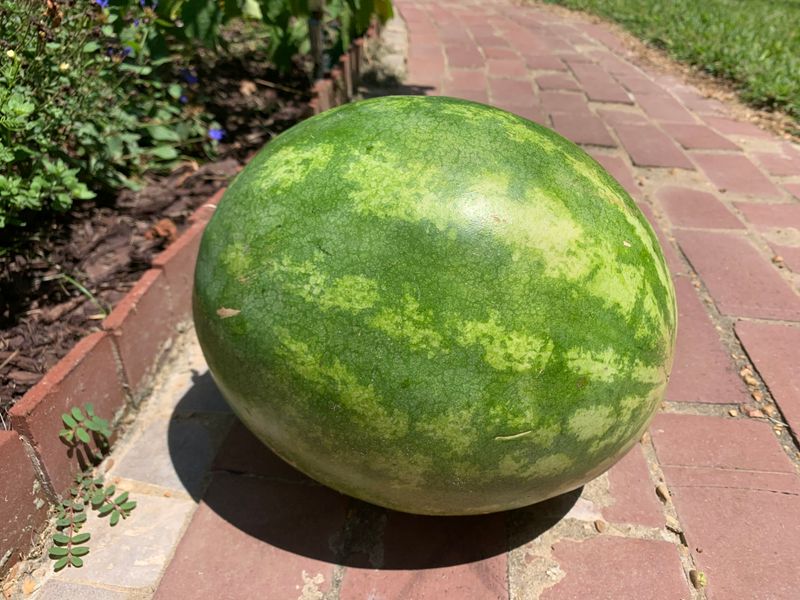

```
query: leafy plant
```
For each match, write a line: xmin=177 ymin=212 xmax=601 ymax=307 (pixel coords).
xmin=50 ymin=403 xmax=136 ymax=571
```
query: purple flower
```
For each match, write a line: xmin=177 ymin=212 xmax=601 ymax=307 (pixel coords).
xmin=95 ymin=0 xmax=109 ymax=8
xmin=179 ymin=68 xmax=198 ymax=85
xmin=179 ymin=95 xmax=188 ymax=104
xmin=133 ymin=18 xmax=140 ymax=27
xmin=208 ymin=128 xmax=225 ymax=141
xmin=139 ymin=0 xmax=146 ymax=6
xmin=122 ymin=46 xmax=133 ymax=57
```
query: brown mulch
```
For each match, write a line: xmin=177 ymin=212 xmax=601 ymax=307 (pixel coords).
xmin=0 ymin=47 xmax=313 ymax=428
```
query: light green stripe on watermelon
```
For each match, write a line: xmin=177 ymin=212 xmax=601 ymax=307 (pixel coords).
xmin=194 ymin=95 xmax=677 ymax=515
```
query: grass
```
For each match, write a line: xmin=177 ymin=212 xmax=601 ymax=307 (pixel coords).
xmin=541 ymin=0 xmax=800 ymax=123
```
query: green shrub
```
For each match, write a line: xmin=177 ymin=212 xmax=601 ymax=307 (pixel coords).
xmin=0 ymin=0 xmax=217 ymax=228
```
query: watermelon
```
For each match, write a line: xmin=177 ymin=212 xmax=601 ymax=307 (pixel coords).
xmin=193 ymin=95 xmax=677 ymax=515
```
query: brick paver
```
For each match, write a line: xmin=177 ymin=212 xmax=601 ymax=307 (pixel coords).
xmin=22 ymin=2 xmax=800 ymax=599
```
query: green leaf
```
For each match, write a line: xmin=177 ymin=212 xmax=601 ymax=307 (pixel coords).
xmin=147 ymin=125 xmax=181 ymax=142
xmin=76 ymin=427 xmax=91 ymax=444
xmin=105 ymin=484 xmax=116 ymax=496
xmin=71 ymin=532 xmax=90 ymax=544
xmin=71 ymin=406 xmax=84 ymax=421
xmin=73 ymin=512 xmax=87 ymax=523
xmin=70 ymin=555 xmax=83 ymax=568
xmin=71 ymin=546 xmax=90 ymax=556
xmin=56 ymin=517 xmax=72 ymax=527
xmin=53 ymin=557 xmax=69 ymax=571
xmin=120 ymin=501 xmax=137 ymax=511
xmin=85 ymin=403 xmax=95 ymax=417
xmin=168 ymin=83 xmax=182 ymax=99
xmin=92 ymin=491 xmax=106 ymax=506
xmin=62 ymin=414 xmax=77 ymax=428
xmin=114 ymin=492 xmax=129 ymax=504
xmin=49 ymin=546 xmax=68 ymax=557
xmin=52 ymin=533 xmax=70 ymax=545
xmin=110 ymin=510 xmax=120 ymax=526
xmin=98 ymin=503 xmax=115 ymax=515
xmin=150 ymin=145 xmax=179 ymax=160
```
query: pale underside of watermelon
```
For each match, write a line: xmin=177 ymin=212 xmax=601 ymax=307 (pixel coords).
xmin=193 ymin=95 xmax=677 ymax=515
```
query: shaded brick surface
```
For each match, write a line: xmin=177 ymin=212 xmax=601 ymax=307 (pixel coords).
xmin=0 ymin=432 xmax=48 ymax=576
xmin=692 ymin=153 xmax=780 ymax=197
xmin=9 ymin=332 xmax=126 ymax=494
xmin=735 ymin=321 xmax=800 ymax=436
xmin=340 ymin=512 xmax=508 ymax=600
xmin=614 ymin=123 xmax=693 ymax=169
xmin=155 ymin=472 xmax=347 ymax=600
xmin=675 ymin=230 xmax=800 ymax=320
xmin=656 ymin=186 xmax=744 ymax=229
xmin=488 ymin=78 xmax=535 ymax=105
xmin=541 ymin=537 xmax=689 ymax=600
xmin=152 ymin=221 xmax=205 ymax=319
xmin=540 ymin=91 xmax=590 ymax=114
xmin=536 ymin=73 xmax=580 ymax=91
xmin=703 ymin=116 xmax=771 ymax=138
xmin=734 ymin=202 xmax=800 ymax=230
xmin=666 ymin=276 xmax=748 ymax=404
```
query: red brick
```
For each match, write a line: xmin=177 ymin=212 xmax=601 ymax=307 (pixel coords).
xmin=152 ymin=221 xmax=205 ymax=320
xmin=539 ymin=91 xmax=590 ymax=114
xmin=668 ymin=486 xmax=800 ymax=600
xmin=666 ymin=123 xmax=740 ymax=150
xmin=755 ymin=152 xmax=800 ymax=177
xmin=408 ymin=43 xmax=444 ymax=61
xmin=445 ymin=44 xmax=484 ymax=69
xmin=704 ymin=115 xmax=771 ymax=138
xmin=155 ymin=472 xmax=347 ymax=600
xmin=535 ymin=73 xmax=580 ymax=91
xmin=635 ymin=202 xmax=686 ymax=274
xmin=438 ymin=25 xmax=470 ymax=44
xmin=474 ymin=34 xmax=510 ymax=49
xmin=9 ymin=332 xmax=126 ymax=494
xmin=652 ymin=412 xmax=800 ymax=600
xmin=635 ymin=93 xmax=695 ymax=123
xmin=614 ymin=123 xmax=694 ymax=169
xmin=483 ymin=47 xmax=518 ymax=60
xmin=736 ymin=321 xmax=800 ymax=437
xmin=551 ymin=113 xmax=615 ymax=147
xmin=488 ymin=78 xmax=534 ymax=106
xmin=102 ymin=269 xmax=176 ymax=397
xmin=542 ymin=537 xmax=689 ymax=600
xmin=596 ymin=108 xmax=649 ymax=126
xmin=675 ymin=230 xmax=800 ymax=320
xmin=569 ymin=64 xmax=632 ymax=103
xmin=671 ymin=88 xmax=727 ymax=115
xmin=408 ymin=55 xmax=446 ymax=87
xmin=486 ymin=58 xmax=527 ymax=79
xmin=340 ymin=512 xmax=508 ymax=599
xmin=588 ymin=152 xmax=641 ymax=200
xmin=656 ymin=186 xmax=744 ymax=229
xmin=524 ymin=54 xmax=566 ymax=71
xmin=497 ymin=104 xmax=547 ymax=126
xmin=446 ymin=89 xmax=489 ymax=103
xmin=665 ymin=276 xmax=748 ymax=404
xmin=613 ymin=72 xmax=663 ymax=95
xmin=443 ymin=69 xmax=486 ymax=92
xmin=651 ymin=413 xmax=796 ymax=473
xmin=692 ymin=153 xmax=780 ymax=197
xmin=0 ymin=432 xmax=49 ymax=576
xmin=785 ymin=182 xmax=800 ymax=199
xmin=602 ymin=445 xmax=664 ymax=527
xmin=734 ymin=201 xmax=800 ymax=230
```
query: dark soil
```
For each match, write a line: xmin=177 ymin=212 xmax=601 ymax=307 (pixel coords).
xmin=0 ymin=41 xmax=313 ymax=428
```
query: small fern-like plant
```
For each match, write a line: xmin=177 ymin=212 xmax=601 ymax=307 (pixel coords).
xmin=50 ymin=404 xmax=136 ymax=571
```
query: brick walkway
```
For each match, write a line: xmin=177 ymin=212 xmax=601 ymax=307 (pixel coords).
xmin=26 ymin=1 xmax=800 ymax=599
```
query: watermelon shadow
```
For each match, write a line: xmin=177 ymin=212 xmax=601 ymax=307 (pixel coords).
xmin=167 ymin=373 xmax=582 ymax=569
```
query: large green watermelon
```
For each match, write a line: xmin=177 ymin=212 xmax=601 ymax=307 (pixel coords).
xmin=193 ymin=95 xmax=677 ymax=515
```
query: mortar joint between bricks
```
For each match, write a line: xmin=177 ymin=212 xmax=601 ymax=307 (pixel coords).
xmin=638 ymin=434 xmax=707 ymax=600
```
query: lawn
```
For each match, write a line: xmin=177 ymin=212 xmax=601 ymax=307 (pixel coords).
xmin=542 ymin=0 xmax=800 ymax=123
